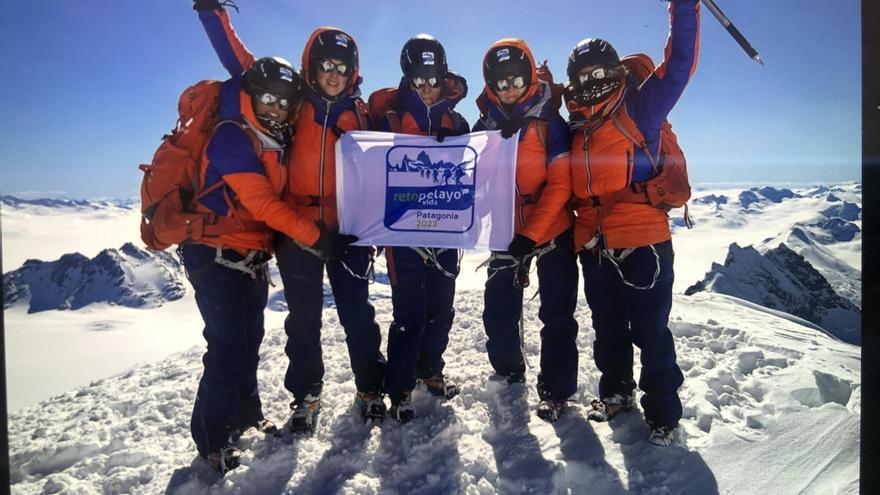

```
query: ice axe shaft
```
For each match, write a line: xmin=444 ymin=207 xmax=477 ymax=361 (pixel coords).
xmin=700 ymin=0 xmax=764 ymax=65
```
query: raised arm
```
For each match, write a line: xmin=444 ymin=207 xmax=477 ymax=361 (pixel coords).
xmin=634 ymin=0 xmax=701 ymax=123
xmin=194 ymin=2 xmax=256 ymax=77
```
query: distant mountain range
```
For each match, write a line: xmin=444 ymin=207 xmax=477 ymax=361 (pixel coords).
xmin=3 ymin=243 xmax=185 ymax=313
xmin=686 ymin=242 xmax=860 ymax=345
xmin=0 ymin=195 xmax=136 ymax=209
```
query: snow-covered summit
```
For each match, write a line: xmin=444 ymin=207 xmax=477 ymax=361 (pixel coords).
xmin=6 ymin=286 xmax=860 ymax=494
xmin=3 ymin=242 xmax=186 ymax=313
xmin=685 ymin=242 xmax=860 ymax=345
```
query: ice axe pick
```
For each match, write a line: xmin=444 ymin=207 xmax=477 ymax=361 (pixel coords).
xmin=700 ymin=0 xmax=764 ymax=65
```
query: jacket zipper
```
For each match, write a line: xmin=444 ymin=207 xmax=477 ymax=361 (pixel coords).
xmin=318 ymin=100 xmax=331 ymax=222
xmin=583 ymin=128 xmax=593 ymax=196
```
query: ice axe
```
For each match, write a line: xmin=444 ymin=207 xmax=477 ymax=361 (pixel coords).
xmin=700 ymin=0 xmax=764 ymax=65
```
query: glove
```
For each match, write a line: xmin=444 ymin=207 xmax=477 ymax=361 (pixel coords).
xmin=311 ymin=222 xmax=335 ymax=259
xmin=193 ymin=0 xmax=222 ymax=11
xmin=332 ymin=232 xmax=359 ymax=260
xmin=311 ymin=222 xmax=359 ymax=260
xmin=507 ymin=234 xmax=537 ymax=258
xmin=435 ymin=127 xmax=455 ymax=143
xmin=499 ymin=117 xmax=523 ymax=139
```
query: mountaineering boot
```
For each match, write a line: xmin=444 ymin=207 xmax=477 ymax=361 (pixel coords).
xmin=389 ymin=393 xmax=415 ymax=423
xmin=506 ymin=373 xmax=526 ymax=385
xmin=648 ymin=425 xmax=676 ymax=446
xmin=354 ymin=391 xmax=387 ymax=421
xmin=208 ymin=446 xmax=241 ymax=474
xmin=419 ymin=375 xmax=460 ymax=400
xmin=536 ymin=400 xmax=566 ymax=423
xmin=288 ymin=394 xmax=321 ymax=434
xmin=587 ymin=392 xmax=636 ymax=422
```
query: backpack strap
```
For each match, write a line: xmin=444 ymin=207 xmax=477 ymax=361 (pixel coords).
xmin=611 ymin=104 xmax=659 ymax=174
xmin=352 ymin=98 xmax=370 ymax=130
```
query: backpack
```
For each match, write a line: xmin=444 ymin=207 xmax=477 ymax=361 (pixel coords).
xmin=138 ymin=80 xmax=238 ymax=251
xmin=591 ymin=53 xmax=692 ymax=226
xmin=367 ymin=87 xmax=400 ymax=132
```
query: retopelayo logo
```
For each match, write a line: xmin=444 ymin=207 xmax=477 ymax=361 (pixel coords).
xmin=384 ymin=145 xmax=477 ymax=233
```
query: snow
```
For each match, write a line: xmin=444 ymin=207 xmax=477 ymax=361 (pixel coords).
xmin=3 ymin=183 xmax=861 ymax=493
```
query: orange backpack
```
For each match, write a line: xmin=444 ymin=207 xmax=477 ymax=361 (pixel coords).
xmin=367 ymin=87 xmax=401 ymax=132
xmin=592 ymin=53 xmax=692 ymax=226
xmin=138 ymin=80 xmax=239 ymax=251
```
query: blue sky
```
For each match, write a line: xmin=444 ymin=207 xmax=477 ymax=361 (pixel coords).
xmin=0 ymin=0 xmax=861 ymax=198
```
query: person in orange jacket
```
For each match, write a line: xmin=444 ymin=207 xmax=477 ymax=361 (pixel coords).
xmin=180 ymin=56 xmax=318 ymax=472
xmin=369 ymin=35 xmax=470 ymax=422
xmin=566 ymin=0 xmax=700 ymax=446
xmin=194 ymin=1 xmax=387 ymax=431
xmin=473 ymin=39 xmax=579 ymax=422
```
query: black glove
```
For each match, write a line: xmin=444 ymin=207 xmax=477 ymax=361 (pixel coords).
xmin=507 ymin=234 xmax=537 ymax=258
xmin=311 ymin=222 xmax=335 ymax=259
xmin=311 ymin=222 xmax=359 ymax=260
xmin=435 ymin=127 xmax=455 ymax=143
xmin=499 ymin=117 xmax=524 ymax=139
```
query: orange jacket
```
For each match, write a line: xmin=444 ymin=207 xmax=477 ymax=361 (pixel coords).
xmin=473 ymin=39 xmax=572 ymax=246
xmin=569 ymin=90 xmax=672 ymax=250
xmin=195 ymin=81 xmax=321 ymax=253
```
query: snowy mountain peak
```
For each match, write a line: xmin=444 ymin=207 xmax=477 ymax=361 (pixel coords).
xmin=685 ymin=242 xmax=860 ymax=344
xmin=3 ymin=243 xmax=186 ymax=313
xmin=820 ymin=201 xmax=860 ymax=221
xmin=755 ymin=186 xmax=797 ymax=203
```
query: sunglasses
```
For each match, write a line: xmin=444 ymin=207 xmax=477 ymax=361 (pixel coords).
xmin=411 ymin=76 xmax=440 ymax=89
xmin=317 ymin=59 xmax=350 ymax=76
xmin=495 ymin=75 xmax=526 ymax=92
xmin=576 ymin=66 xmax=623 ymax=86
xmin=256 ymin=92 xmax=292 ymax=111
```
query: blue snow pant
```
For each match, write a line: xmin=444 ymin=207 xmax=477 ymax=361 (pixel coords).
xmin=182 ymin=243 xmax=268 ymax=458
xmin=274 ymin=235 xmax=386 ymax=402
xmin=384 ymin=247 xmax=459 ymax=402
xmin=579 ymin=239 xmax=684 ymax=428
xmin=483 ymin=228 xmax=580 ymax=401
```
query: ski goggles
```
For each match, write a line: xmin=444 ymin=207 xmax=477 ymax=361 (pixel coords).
xmin=411 ymin=76 xmax=440 ymax=89
xmin=317 ymin=59 xmax=350 ymax=76
xmin=494 ymin=75 xmax=526 ymax=92
xmin=575 ymin=66 xmax=625 ymax=85
xmin=256 ymin=92 xmax=293 ymax=111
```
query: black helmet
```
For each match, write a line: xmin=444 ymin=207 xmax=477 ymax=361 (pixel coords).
xmin=242 ymin=56 xmax=303 ymax=102
xmin=242 ymin=57 xmax=302 ymax=139
xmin=483 ymin=45 xmax=532 ymax=92
xmin=400 ymin=34 xmax=448 ymax=80
xmin=566 ymin=38 xmax=624 ymax=107
xmin=308 ymin=29 xmax=358 ymax=75
xmin=566 ymin=38 xmax=621 ymax=81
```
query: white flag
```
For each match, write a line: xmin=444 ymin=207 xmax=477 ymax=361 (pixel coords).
xmin=336 ymin=130 xmax=517 ymax=251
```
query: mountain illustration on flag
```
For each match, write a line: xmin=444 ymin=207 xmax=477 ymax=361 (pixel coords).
xmin=389 ymin=150 xmax=474 ymax=186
